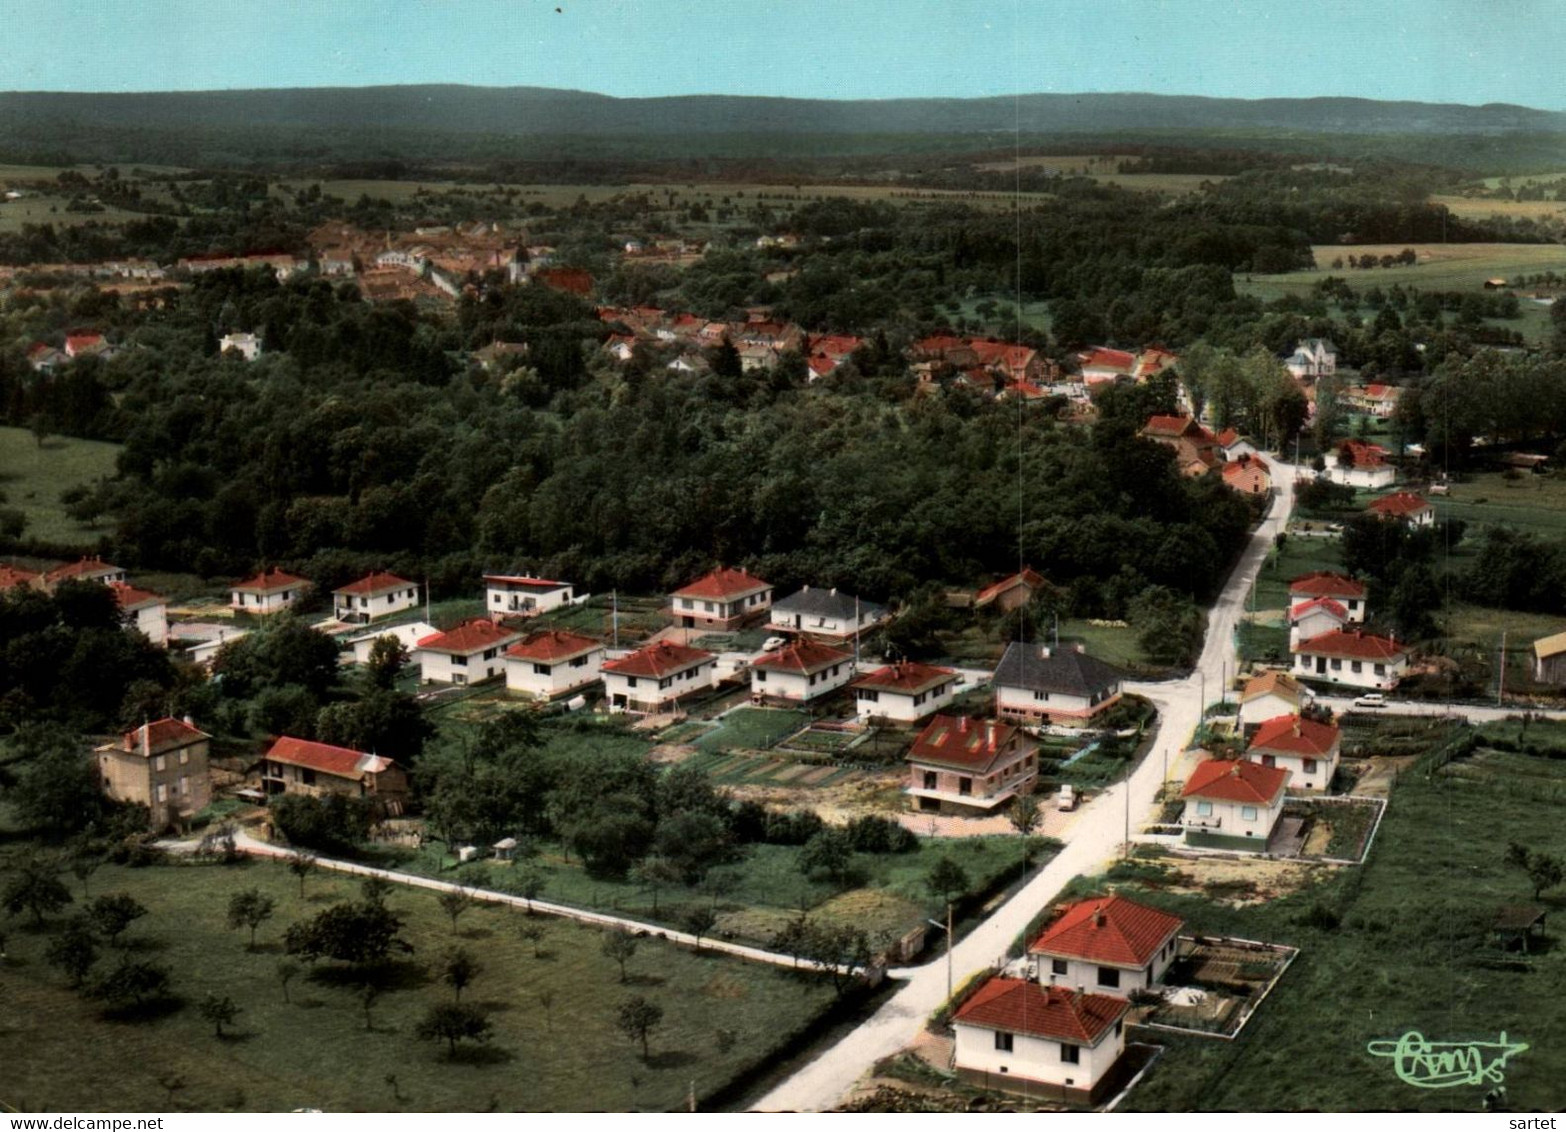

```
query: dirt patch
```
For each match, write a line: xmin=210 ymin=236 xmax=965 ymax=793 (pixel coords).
xmin=1302 ymin=820 xmax=1334 ymax=857
xmin=700 ymin=974 xmax=750 ymax=999
xmin=648 ymin=743 xmax=697 ymax=765
xmin=1348 ymin=755 xmax=1417 ymax=797
xmin=1153 ymin=853 xmax=1326 ymax=906
xmin=726 ymin=769 xmax=904 ymax=824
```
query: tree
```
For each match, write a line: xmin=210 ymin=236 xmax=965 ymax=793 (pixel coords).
xmin=86 ymin=957 xmax=172 ymax=1011
xmin=616 ymin=995 xmax=664 ymax=1062
xmin=537 ymin=988 xmax=555 ymax=1031
xmin=6 ymin=727 xmax=105 ymax=837
xmin=602 ymin=928 xmax=638 ymax=982
xmin=273 ymin=794 xmax=374 ymax=855
xmin=227 ymin=888 xmax=277 ymax=949
xmin=283 ymin=899 xmax=407 ymax=968
xmin=68 ymin=848 xmax=103 ymax=900
xmin=630 ymin=856 xmax=678 ymax=915
xmin=436 ymin=888 xmax=474 ymax=934
xmin=439 ymin=947 xmax=483 ymax=1002
xmin=199 ymin=993 xmax=241 ymax=1038
xmin=360 ymin=985 xmax=381 ymax=1031
xmin=415 ymin=1002 xmax=493 ymax=1058
xmin=360 ymin=876 xmax=393 ymax=908
xmin=364 ymin=635 xmax=410 ymax=690
xmin=1008 ymin=794 xmax=1042 ymax=868
xmin=276 ymin=959 xmax=301 ymax=1004
xmin=925 ymin=856 xmax=970 ymax=909
xmin=511 ymin=862 xmax=547 ymax=914
xmin=287 ymin=850 xmax=317 ymax=897
xmin=86 ymin=893 xmax=147 ymax=947
xmin=517 ymin=921 xmax=546 ymax=957
xmin=799 ymin=828 xmax=855 ymax=886
xmin=1505 ymin=841 xmax=1564 ymax=900
xmin=2 ymin=854 xmax=73 ymax=925
xmin=683 ymin=906 xmax=718 ymax=952
xmin=800 ymin=921 xmax=872 ymax=996
xmin=44 ymin=917 xmax=98 ymax=987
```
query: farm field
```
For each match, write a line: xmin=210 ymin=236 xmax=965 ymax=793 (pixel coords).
xmin=1433 ymin=194 xmax=1566 ymax=222
xmin=1119 ymin=728 xmax=1566 ymax=1112
xmin=1434 ymin=471 xmax=1566 ymax=539
xmin=0 ymin=426 xmax=121 ymax=547
xmin=0 ymin=858 xmax=837 ymax=1113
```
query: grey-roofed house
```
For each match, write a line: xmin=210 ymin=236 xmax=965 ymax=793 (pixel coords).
xmin=1283 ymin=337 xmax=1337 ymax=380
xmin=768 ymin=585 xmax=888 ymax=642
xmin=993 ymin=641 xmax=1124 ymax=726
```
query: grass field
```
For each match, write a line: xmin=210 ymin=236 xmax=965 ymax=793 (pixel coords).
xmin=1120 ymin=731 xmax=1566 ymax=1112
xmin=0 ymin=857 xmax=837 ymax=1113
xmin=1433 ymin=194 xmax=1566 ymax=222
xmin=1435 ymin=472 xmax=1566 ymax=539
xmin=693 ymin=707 xmax=811 ymax=752
xmin=1244 ymin=242 xmax=1566 ymax=301
xmin=0 ymin=427 xmax=121 ymax=547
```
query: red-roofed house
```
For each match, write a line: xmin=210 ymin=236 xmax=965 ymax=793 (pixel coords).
xmin=417 ymin=619 xmax=523 ymax=685
xmin=1288 ymin=596 xmax=1350 ymax=649
xmin=64 ymin=332 xmax=110 ymax=359
xmin=1077 ymin=346 xmax=1137 ymax=383
xmin=1140 ymin=414 xmax=1218 ymax=476
xmin=1215 ymin=428 xmax=1258 ymax=461
xmin=602 ymin=640 xmax=718 ymax=714
xmin=973 ymin=567 xmax=1050 ymax=613
xmin=42 ymin=555 xmax=126 ymax=591
xmin=261 ymin=736 xmax=409 ymax=813
xmin=1289 ymin=572 xmax=1367 ymax=622
xmin=905 ymin=715 xmax=1037 ymax=814
xmin=951 ymin=978 xmax=1130 ymax=1103
xmin=1238 ymin=670 xmax=1310 ymax=730
xmin=1029 ymin=894 xmax=1184 ymax=994
xmin=484 ymin=575 xmax=576 ymax=619
xmin=533 ymin=267 xmax=594 ymax=297
xmin=749 ymin=640 xmax=854 ymax=704
xmin=670 ymin=567 xmax=772 ymax=631
xmin=504 ymin=630 xmax=605 ymax=700
xmin=95 ymin=717 xmax=212 ymax=830
xmin=26 ymin=342 xmax=65 ymax=372
xmin=0 ymin=563 xmax=39 ymax=590
xmin=333 ymin=572 xmax=419 ymax=623
xmin=1327 ymin=439 xmax=1396 ymax=490
xmin=1181 ymin=757 xmax=1289 ymax=846
xmin=1246 ymin=714 xmax=1340 ymax=793
xmin=1367 ymin=491 xmax=1434 ymax=527
xmin=109 ymin=581 xmax=168 ymax=645
xmin=806 ymin=333 xmax=863 ymax=361
xmin=851 ymin=661 xmax=960 ymax=724
xmin=1292 ymin=629 xmax=1409 ymax=690
xmin=231 ymin=567 xmax=308 ymax=615
xmin=970 ymin=339 xmax=1046 ymax=381
xmin=1220 ymin=453 xmax=1271 ymax=495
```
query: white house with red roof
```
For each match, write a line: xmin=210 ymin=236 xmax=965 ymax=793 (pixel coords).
xmin=1292 ymin=628 xmax=1409 ymax=690
xmin=260 ymin=736 xmax=410 ymax=813
xmin=1343 ymin=383 xmax=1402 ymax=417
xmin=1215 ymin=428 xmax=1258 ymax=461
xmin=1289 ymin=572 xmax=1367 ymax=622
xmin=1367 ymin=491 xmax=1434 ymax=527
xmin=416 ymin=618 xmax=524 ymax=685
xmin=1326 ymin=439 xmax=1396 ymax=490
xmin=333 ymin=571 xmax=419 ymax=623
xmin=484 ymin=575 xmax=575 ymax=619
xmin=1077 ymin=346 xmax=1137 ymax=384
xmin=1246 ymin=713 xmax=1340 ymax=793
xmin=64 ymin=331 xmax=113 ymax=359
xmin=26 ymin=342 xmax=65 ymax=372
xmin=1237 ymin=670 xmax=1310 ymax=729
xmin=749 ymin=639 xmax=854 ymax=704
xmin=42 ymin=555 xmax=126 ymax=591
xmin=904 ymin=715 xmax=1038 ymax=815
xmin=601 ymin=640 xmax=718 ymax=714
xmin=670 ymin=567 xmax=772 ymax=631
xmin=231 ymin=567 xmax=308 ymax=615
xmin=851 ymin=661 xmax=960 ymax=724
xmin=1288 ymin=595 xmax=1350 ymax=649
xmin=1181 ymin=757 xmax=1290 ymax=846
xmin=505 ymin=630 xmax=605 ymax=700
xmin=951 ymin=978 xmax=1130 ymax=1103
xmin=1028 ymin=894 xmax=1184 ymax=995
xmin=109 ymin=580 xmax=168 ymax=645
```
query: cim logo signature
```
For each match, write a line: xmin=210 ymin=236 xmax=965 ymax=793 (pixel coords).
xmin=1367 ymin=1031 xmax=1529 ymax=1089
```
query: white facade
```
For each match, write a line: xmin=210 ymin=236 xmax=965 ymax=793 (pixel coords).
xmin=995 ymin=684 xmax=1098 ymax=722
xmin=231 ymin=587 xmax=298 ymax=615
xmin=767 ymin=589 xmax=887 ymax=639
xmin=506 ymin=645 xmax=605 ymax=700
xmin=334 ymin=581 xmax=420 ymax=622
xmin=952 ymin=1018 xmax=1124 ymax=1097
xmin=219 ymin=332 xmax=262 ymax=361
xmin=1183 ymin=790 xmax=1285 ymax=842
xmin=603 ymin=658 xmax=717 ymax=713
xmin=854 ymin=682 xmax=957 ymax=723
xmin=345 ymin=622 xmax=435 ymax=666
xmin=126 ymin=600 xmax=169 ymax=646
xmin=750 ymin=660 xmax=853 ymax=702
xmin=485 ymin=577 xmax=574 ymax=618
xmin=1248 ymin=748 xmax=1338 ymax=794
xmin=1326 ymin=463 xmax=1397 ymax=490
xmin=1237 ymin=690 xmax=1304 ymax=729
xmin=1288 ymin=602 xmax=1348 ymax=649
xmin=1035 ymin=941 xmax=1178 ymax=996
xmin=1292 ymin=646 xmax=1408 ymax=690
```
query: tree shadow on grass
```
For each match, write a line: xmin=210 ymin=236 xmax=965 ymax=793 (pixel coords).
xmin=445 ymin=1044 xmax=514 ymax=1067
xmin=459 ymin=927 xmax=494 ymax=941
xmin=306 ymin=959 xmax=430 ymax=992
xmin=216 ymin=1029 xmax=259 ymax=1045
xmin=624 ymin=973 xmax=667 ymax=988
xmin=98 ymin=994 xmax=184 ymax=1024
xmin=646 ymin=1050 xmax=698 ymax=1070
xmin=474 ymin=999 xmax=515 ymax=1013
xmin=123 ymin=936 xmax=170 ymax=954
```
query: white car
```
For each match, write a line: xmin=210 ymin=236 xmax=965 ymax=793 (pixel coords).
xmin=761 ymin=636 xmax=787 ymax=652
xmin=1352 ymin=693 xmax=1387 ymax=708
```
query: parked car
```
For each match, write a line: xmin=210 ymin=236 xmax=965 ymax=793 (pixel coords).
xmin=761 ymin=636 xmax=787 ymax=652
xmin=1353 ymin=692 xmax=1387 ymax=708
xmin=1055 ymin=784 xmax=1076 ymax=811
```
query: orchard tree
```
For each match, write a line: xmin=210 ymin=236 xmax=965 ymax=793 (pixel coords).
xmin=601 ymin=928 xmax=638 ymax=982
xmin=227 ymin=888 xmax=277 ymax=949
xmin=86 ymin=893 xmax=148 ymax=947
xmin=439 ymin=947 xmax=483 ymax=1002
xmin=616 ymin=995 xmax=664 ymax=1061
xmin=416 ymin=1002 xmax=493 ymax=1059
xmin=2 ymin=854 xmax=73 ymax=925
xmin=199 ymin=993 xmax=242 ymax=1038
xmin=44 ymin=917 xmax=99 ymax=987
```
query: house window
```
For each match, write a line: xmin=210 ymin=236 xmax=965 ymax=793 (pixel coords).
xmin=958 ymin=777 xmax=972 ymax=796
xmin=1304 ymin=759 xmax=1318 ymax=774
xmin=1114 ymin=1019 xmax=1123 ymax=1038
xmin=155 ymin=784 xmax=167 ymax=803
xmin=178 ymin=776 xmax=189 ymax=796
xmin=493 ymin=593 xmax=503 ymax=604
xmin=1051 ymin=958 xmax=1068 ymax=976
xmin=627 ymin=676 xmax=638 ymax=688
xmin=1060 ymin=1043 xmax=1080 ymax=1064
xmin=1097 ymin=967 xmax=1120 ymax=989
xmin=913 ymin=692 xmax=926 ymax=707
xmin=1374 ymin=663 xmax=1386 ymax=675
xmin=1262 ymin=755 xmax=1276 ymax=767
xmin=302 ymin=769 xmax=316 ymax=786
xmin=1196 ymin=801 xmax=1213 ymax=817
xmin=453 ymin=674 xmax=466 ymax=686
xmin=756 ymin=670 xmax=767 ymax=683
xmin=859 ymin=690 xmax=879 ymax=703
xmin=1330 ymin=659 xmax=1342 ymax=670
xmin=153 ymin=755 xmax=166 ymax=772
xmin=659 ymin=678 xmax=671 ymax=690
xmin=1351 ymin=661 xmax=1363 ymax=674
xmin=179 ymin=750 xmax=189 ymax=765
xmin=808 ymin=673 xmax=817 ymax=686
xmin=1241 ymin=805 xmax=1258 ymax=821
xmin=533 ymin=663 xmax=552 ymax=676
xmin=570 ymin=655 xmax=588 ymax=668
xmin=994 ymin=1032 xmax=1014 ymax=1052
xmin=1034 ymin=690 xmax=1049 ymax=701
xmin=452 ymin=654 xmax=467 ymax=666
xmin=923 ymin=771 xmax=937 ymax=789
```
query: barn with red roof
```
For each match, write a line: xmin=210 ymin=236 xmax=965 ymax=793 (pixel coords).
xmin=1028 ymin=893 xmax=1184 ymax=994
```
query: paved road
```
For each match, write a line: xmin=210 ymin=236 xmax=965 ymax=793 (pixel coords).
xmin=1311 ymin=695 xmax=1566 ymax=722
xmin=751 ymin=466 xmax=1302 ymax=1111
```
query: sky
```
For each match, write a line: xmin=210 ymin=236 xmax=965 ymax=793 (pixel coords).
xmin=0 ymin=0 xmax=1563 ymax=111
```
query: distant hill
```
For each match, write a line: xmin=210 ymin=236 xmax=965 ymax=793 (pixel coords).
xmin=1 ymin=86 xmax=1563 ymax=169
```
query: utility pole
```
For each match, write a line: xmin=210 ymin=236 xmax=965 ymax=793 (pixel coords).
xmin=946 ymin=900 xmax=954 ymax=999
xmin=1122 ymin=757 xmax=1131 ymax=858
xmin=1498 ymin=630 xmax=1507 ymax=707
xmin=612 ymin=590 xmax=619 ymax=649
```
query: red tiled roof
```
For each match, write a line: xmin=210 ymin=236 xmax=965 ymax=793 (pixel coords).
xmin=975 ymin=567 xmax=1048 ymax=607
xmin=1216 ymin=428 xmax=1241 ymax=447
xmin=65 ymin=332 xmax=104 ymax=353
xmin=1143 ymin=414 xmax=1212 ymax=441
xmin=1029 ymin=894 xmax=1184 ymax=967
xmin=264 ymin=735 xmax=392 ymax=779
xmin=108 ymin=580 xmax=163 ymax=610
xmin=907 ymin=715 xmax=1024 ymax=773
xmin=1368 ymin=491 xmax=1431 ymax=518
xmin=1295 ymin=628 xmax=1407 ymax=661
xmin=1288 ymin=571 xmax=1366 ymax=600
xmin=1249 ymin=714 xmax=1340 ymax=757
xmin=26 ymin=341 xmax=58 ymax=360
xmin=1338 ymin=439 xmax=1389 ymax=468
xmin=952 ymin=978 xmax=1127 ymax=1045
xmin=417 ymin=618 xmax=522 ymax=655
xmin=851 ymin=661 xmax=956 ymax=695
xmin=1182 ymin=757 xmax=1289 ymax=804
xmin=506 ymin=629 xmax=602 ymax=663
xmin=807 ymin=334 xmax=863 ymax=359
xmin=752 ymin=639 xmax=851 ymax=674
xmin=233 ymin=567 xmax=307 ymax=593
xmin=1221 ymin=457 xmax=1270 ymax=492
xmin=483 ymin=575 xmax=569 ymax=590
xmin=114 ymin=717 xmax=208 ymax=756
xmin=1079 ymin=346 xmax=1137 ymax=370
xmin=602 ymin=640 xmax=715 ymax=678
xmin=334 ymin=571 xmax=413 ymax=597
xmin=0 ymin=564 xmax=39 ymax=588
xmin=44 ymin=555 xmax=122 ymax=583
xmin=1290 ymin=596 xmax=1348 ymax=622
xmin=673 ymin=567 xmax=770 ymax=601
xmin=1239 ymin=670 xmax=1305 ymax=704
xmin=807 ymin=355 xmax=836 ymax=377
